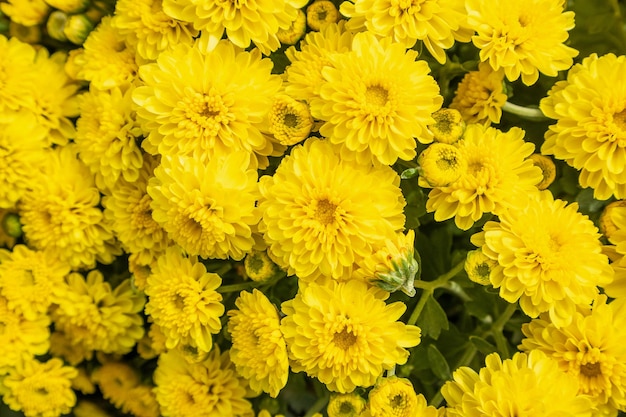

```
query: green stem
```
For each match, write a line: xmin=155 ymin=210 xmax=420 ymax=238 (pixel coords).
xmin=407 ymin=287 xmax=432 ymax=326
xmin=430 ymin=344 xmax=478 ymax=408
xmin=502 ymin=101 xmax=547 ymax=121
xmin=304 ymin=393 xmax=329 ymax=417
xmin=490 ymin=303 xmax=518 ymax=359
xmin=217 ymin=274 xmax=282 ymax=294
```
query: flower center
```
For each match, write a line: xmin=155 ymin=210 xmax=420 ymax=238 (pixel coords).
xmin=315 ymin=199 xmax=337 ymax=225
xmin=283 ymin=113 xmax=298 ymax=128
xmin=333 ymin=328 xmax=357 ymax=350
xmin=365 ymin=85 xmax=389 ymax=107
xmin=339 ymin=402 xmax=355 ymax=414
xmin=390 ymin=393 xmax=406 ymax=409
xmin=580 ymin=362 xmax=602 ymax=378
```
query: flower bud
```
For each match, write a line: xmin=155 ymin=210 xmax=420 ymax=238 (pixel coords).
xmin=244 ymin=250 xmax=279 ymax=282
xmin=277 ymin=9 xmax=306 ymax=45
xmin=268 ymin=94 xmax=313 ymax=146
xmin=63 ymin=13 xmax=94 ymax=44
xmin=599 ymin=200 xmax=626 ymax=241
xmin=306 ymin=0 xmax=338 ymax=31
xmin=2 ymin=211 xmax=22 ymax=239
xmin=429 ymin=108 xmax=466 ymax=144
xmin=464 ymin=249 xmax=497 ymax=286
xmin=417 ymin=142 xmax=465 ymax=187
xmin=528 ymin=153 xmax=556 ymax=190
xmin=327 ymin=392 xmax=366 ymax=417
xmin=46 ymin=10 xmax=69 ymax=42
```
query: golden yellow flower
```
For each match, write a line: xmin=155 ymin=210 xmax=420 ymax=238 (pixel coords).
xmin=0 ymin=0 xmax=49 ymax=26
xmin=244 ymin=250 xmax=279 ymax=282
xmin=417 ymin=143 xmax=466 ymax=187
xmin=471 ymin=191 xmax=614 ymax=327
xmin=92 ymin=361 xmax=141 ymax=409
xmin=268 ymin=94 xmax=313 ymax=146
xmin=466 ymin=0 xmax=578 ymax=85
xmin=64 ymin=13 xmax=95 ymax=44
xmin=422 ymin=124 xmax=542 ymax=230
xmin=541 ymin=53 xmax=626 ymax=200
xmin=49 ymin=330 xmax=92 ymax=366
xmin=365 ymin=377 xmax=417 ymax=417
xmin=1 ymin=358 xmax=78 ymax=417
xmin=603 ymin=207 xmax=626 ymax=298
xmin=277 ymin=9 xmax=306 ymax=45
xmin=428 ymin=108 xmax=466 ymax=144
xmin=280 ymin=280 xmax=421 ymax=393
xmin=463 ymin=249 xmax=496 ymax=286
xmin=154 ymin=347 xmax=253 ymax=417
xmin=148 ymin=152 xmax=261 ymax=260
xmin=307 ymin=0 xmax=339 ymax=31
xmin=227 ymin=289 xmax=289 ymax=397
xmin=310 ymin=31 xmax=442 ymax=165
xmin=123 ymin=384 xmax=161 ymax=417
xmin=599 ymin=200 xmax=626 ymax=240
xmin=112 ymin=0 xmax=198 ymax=60
xmin=442 ymin=351 xmax=593 ymax=417
xmin=144 ymin=246 xmax=224 ymax=353
xmin=520 ymin=295 xmax=626 ymax=416
xmin=259 ymin=138 xmax=406 ymax=282
xmin=341 ymin=0 xmax=471 ymax=64
xmin=327 ymin=392 xmax=366 ymax=417
xmin=0 ymin=34 xmax=37 ymax=112
xmin=529 ymin=153 xmax=557 ymax=190
xmin=450 ymin=62 xmax=507 ymax=126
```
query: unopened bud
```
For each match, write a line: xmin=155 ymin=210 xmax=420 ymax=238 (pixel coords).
xmin=244 ymin=250 xmax=279 ymax=282
xmin=429 ymin=108 xmax=465 ymax=144
xmin=528 ymin=154 xmax=556 ymax=190
xmin=63 ymin=13 xmax=94 ymax=44
xmin=306 ymin=0 xmax=338 ymax=31
xmin=464 ymin=249 xmax=497 ymax=286
xmin=2 ymin=212 xmax=22 ymax=239
xmin=46 ymin=10 xmax=69 ymax=42
xmin=277 ymin=9 xmax=306 ymax=45
xmin=417 ymin=142 xmax=465 ymax=187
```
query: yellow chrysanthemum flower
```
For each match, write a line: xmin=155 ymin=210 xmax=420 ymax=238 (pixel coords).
xmin=0 ymin=0 xmax=49 ymax=26
xmin=471 ymin=191 xmax=614 ymax=327
xmin=112 ymin=0 xmax=198 ymax=60
xmin=0 ymin=245 xmax=70 ymax=320
xmin=365 ymin=377 xmax=418 ymax=417
xmin=259 ymin=138 xmax=406 ymax=282
xmin=341 ymin=0 xmax=471 ymax=64
xmin=285 ymin=21 xmax=353 ymax=103
xmin=1 ymin=358 xmax=78 ymax=417
xmin=280 ymin=280 xmax=421 ymax=393
xmin=75 ymin=16 xmax=139 ymax=90
xmin=244 ymin=250 xmax=279 ymax=282
xmin=600 ymin=200 xmax=626 ymax=241
xmin=450 ymin=62 xmax=507 ymax=126
xmin=310 ymin=32 xmax=442 ymax=165
xmin=154 ymin=347 xmax=253 ymax=417
xmin=52 ymin=270 xmax=145 ymax=356
xmin=75 ymin=85 xmax=144 ymax=191
xmin=417 ymin=142 xmax=466 ymax=187
xmin=161 ymin=0 xmax=307 ymax=54
xmin=520 ymin=295 xmax=626 ymax=416
xmin=466 ymin=0 xmax=578 ymax=86
xmin=19 ymin=146 xmax=120 ymax=269
xmin=307 ymin=0 xmax=339 ymax=31
xmin=428 ymin=108 xmax=466 ymax=144
xmin=603 ymin=207 xmax=626 ymax=298
xmin=529 ymin=154 xmax=557 ymax=190
xmin=421 ymin=124 xmax=543 ymax=230
xmin=148 ymin=152 xmax=260 ymax=260
xmin=442 ymin=351 xmax=593 ymax=417
xmin=277 ymin=8 xmax=306 ymax=45
xmin=0 ymin=112 xmax=48 ymax=209
xmin=144 ymin=246 xmax=224 ymax=353
xmin=268 ymin=94 xmax=313 ymax=146
xmin=0 ymin=35 xmax=37 ymax=112
xmin=327 ymin=392 xmax=366 ymax=417
xmin=227 ymin=289 xmax=289 ymax=398
xmin=541 ymin=53 xmax=626 ymax=200
xmin=92 ymin=361 xmax=141 ymax=409
xmin=463 ymin=248 xmax=496 ymax=286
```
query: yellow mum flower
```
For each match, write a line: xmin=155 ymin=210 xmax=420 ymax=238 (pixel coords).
xmin=0 ymin=0 xmax=49 ymax=26
xmin=600 ymin=200 xmax=626 ymax=241
xmin=144 ymin=246 xmax=224 ymax=353
xmin=417 ymin=142 xmax=465 ymax=187
xmin=310 ymin=32 xmax=442 ymax=165
xmin=285 ymin=21 xmax=353 ymax=103
xmin=463 ymin=248 xmax=496 ymax=286
xmin=92 ymin=361 xmax=141 ymax=409
xmin=471 ymin=191 xmax=614 ymax=327
xmin=541 ymin=53 xmax=626 ymax=200
xmin=365 ymin=377 xmax=417 ymax=417
xmin=112 ymin=0 xmax=198 ymax=60
xmin=259 ymin=138 xmax=406 ymax=282
xmin=148 ymin=152 xmax=260 ymax=260
xmin=528 ymin=154 xmax=557 ymax=190
xmin=1 ymin=358 xmax=78 ymax=417
xmin=154 ymin=347 xmax=253 ymax=417
xmin=341 ymin=0 xmax=471 ymax=64
xmin=449 ymin=62 xmax=507 ymax=126
xmin=520 ymin=295 xmax=626 ymax=416
xmin=280 ymin=280 xmax=421 ymax=393
xmin=327 ymin=392 xmax=366 ymax=417
xmin=227 ymin=289 xmax=289 ymax=398
xmin=428 ymin=108 xmax=466 ymax=144
xmin=161 ymin=0 xmax=307 ymax=54
xmin=0 ymin=34 xmax=37 ymax=112
xmin=466 ymin=0 xmax=578 ymax=86
xmin=307 ymin=0 xmax=339 ymax=31
xmin=19 ymin=146 xmax=120 ymax=269
xmin=276 ymin=8 xmax=306 ymax=45
xmin=422 ymin=124 xmax=542 ymax=230
xmin=442 ymin=351 xmax=593 ymax=417
xmin=603 ymin=207 xmax=626 ymax=298
xmin=244 ymin=250 xmax=279 ymax=282
xmin=268 ymin=94 xmax=313 ymax=146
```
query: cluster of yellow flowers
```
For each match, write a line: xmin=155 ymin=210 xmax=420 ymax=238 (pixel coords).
xmin=1 ymin=0 xmax=626 ymax=416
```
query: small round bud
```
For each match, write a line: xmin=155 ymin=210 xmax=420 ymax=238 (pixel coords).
xmin=599 ymin=200 xmax=626 ymax=240
xmin=9 ymin=21 xmax=42 ymax=43
xmin=417 ymin=142 xmax=465 ymax=187
xmin=429 ymin=108 xmax=465 ymax=144
xmin=327 ymin=392 xmax=366 ymax=417
xmin=306 ymin=0 xmax=338 ymax=31
xmin=269 ymin=94 xmax=313 ymax=146
xmin=464 ymin=249 xmax=497 ymax=286
xmin=63 ymin=13 xmax=94 ymax=44
xmin=528 ymin=153 xmax=556 ymax=190
xmin=244 ymin=250 xmax=279 ymax=282
xmin=277 ymin=9 xmax=306 ymax=45
xmin=46 ymin=10 xmax=69 ymax=42
xmin=2 ymin=212 xmax=22 ymax=239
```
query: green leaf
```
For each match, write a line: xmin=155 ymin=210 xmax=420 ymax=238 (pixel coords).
xmin=416 ymin=295 xmax=449 ymax=340
xmin=401 ymin=181 xmax=427 ymax=229
xmin=469 ymin=335 xmax=498 ymax=355
xmin=427 ymin=344 xmax=452 ymax=381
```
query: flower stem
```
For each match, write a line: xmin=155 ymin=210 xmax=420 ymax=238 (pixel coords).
xmin=429 ymin=343 xmax=478 ymax=408
xmin=490 ymin=302 xmax=518 ymax=359
xmin=502 ymin=101 xmax=547 ymax=121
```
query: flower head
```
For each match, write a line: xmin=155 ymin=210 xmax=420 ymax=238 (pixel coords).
xmin=463 ymin=249 xmax=496 ymax=286
xmin=0 ymin=0 xmax=49 ymax=26
xmin=277 ymin=9 xmax=306 ymax=45
xmin=244 ymin=250 xmax=279 ymax=282
xmin=327 ymin=392 xmax=366 ymax=417
xmin=599 ymin=200 xmax=626 ymax=240
xmin=428 ymin=108 xmax=466 ymax=144
xmin=471 ymin=191 xmax=614 ymax=327
xmin=307 ymin=0 xmax=339 ymax=31
xmin=268 ymin=94 xmax=313 ymax=146
xmin=365 ymin=377 xmax=418 ymax=417
xmin=310 ymin=31 xmax=442 ymax=165
xmin=280 ymin=279 xmax=421 ymax=393
xmin=91 ymin=361 xmax=141 ymax=410
xmin=0 ymin=35 xmax=37 ymax=112
xmin=418 ymin=142 xmax=466 ymax=187
xmin=259 ymin=138 xmax=406 ymax=282
xmin=529 ymin=154 xmax=557 ymax=190
xmin=466 ymin=0 xmax=578 ymax=85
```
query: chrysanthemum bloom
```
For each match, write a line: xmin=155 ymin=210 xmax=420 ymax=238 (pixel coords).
xmin=277 ymin=9 xmax=306 ymax=45
xmin=154 ymin=347 xmax=253 ymax=417
xmin=102 ymin=155 xmax=171 ymax=266
xmin=418 ymin=143 xmax=466 ymax=187
xmin=463 ymin=249 xmax=496 ymax=286
xmin=144 ymin=246 xmax=224 ymax=353
xmin=268 ymin=94 xmax=313 ymax=146
xmin=327 ymin=392 xmax=366 ymax=417
xmin=428 ymin=108 xmax=466 ymax=144
xmin=0 ymin=35 xmax=38 ymax=112
xmin=19 ymin=146 xmax=120 ymax=269
xmin=541 ymin=53 xmax=626 ymax=200
xmin=421 ymin=124 xmax=542 ymax=230
xmin=49 ymin=330 xmax=91 ymax=366
xmin=529 ymin=154 xmax=557 ymax=190
xmin=471 ymin=191 xmax=614 ymax=327
xmin=466 ymin=0 xmax=578 ymax=86
xmin=92 ymin=361 xmax=141 ymax=409
xmin=75 ymin=85 xmax=144 ymax=191
xmin=285 ymin=21 xmax=354 ymax=103
xmin=161 ymin=0 xmax=306 ymax=55
xmin=520 ymin=295 xmax=626 ymax=416
xmin=227 ymin=289 xmax=288 ymax=397
xmin=1 ymin=358 xmax=78 ymax=417
xmin=148 ymin=152 xmax=260 ymax=260
xmin=0 ymin=245 xmax=71 ymax=320
xmin=75 ymin=16 xmax=139 ymax=90
xmin=310 ymin=32 xmax=442 ymax=165
xmin=259 ymin=138 xmax=406 ymax=281
xmin=603 ymin=207 xmax=626 ymax=298
xmin=112 ymin=0 xmax=197 ymax=60
xmin=0 ymin=113 xmax=48 ymax=209
xmin=51 ymin=270 xmax=145 ymax=356
xmin=450 ymin=62 xmax=507 ymax=126
xmin=365 ymin=377 xmax=418 ymax=417
xmin=123 ymin=384 xmax=161 ymax=417
xmin=354 ymin=229 xmax=419 ymax=297
xmin=442 ymin=351 xmax=593 ymax=417
xmin=599 ymin=200 xmax=626 ymax=240
xmin=0 ymin=0 xmax=49 ymax=26
xmin=307 ymin=0 xmax=339 ymax=31
xmin=134 ymin=37 xmax=284 ymax=167
xmin=280 ymin=279 xmax=421 ymax=393
xmin=244 ymin=250 xmax=279 ymax=282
